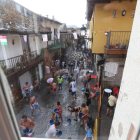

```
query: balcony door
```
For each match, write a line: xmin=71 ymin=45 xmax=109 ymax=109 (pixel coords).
xmin=20 ymin=35 xmax=31 ymax=55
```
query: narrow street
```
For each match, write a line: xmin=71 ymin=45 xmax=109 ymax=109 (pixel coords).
xmin=14 ymin=46 xmax=98 ymax=139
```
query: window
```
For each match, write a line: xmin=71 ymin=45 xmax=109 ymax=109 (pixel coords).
xmin=24 ymin=8 xmax=27 ymax=16
xmin=16 ymin=4 xmax=21 ymax=13
xmin=48 ymin=33 xmax=51 ymax=41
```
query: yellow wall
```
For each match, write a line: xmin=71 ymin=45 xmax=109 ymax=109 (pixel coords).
xmin=92 ymin=1 xmax=137 ymax=54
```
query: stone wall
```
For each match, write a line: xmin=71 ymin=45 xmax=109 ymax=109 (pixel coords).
xmin=102 ymin=56 xmax=126 ymax=89
xmin=0 ymin=0 xmax=60 ymax=33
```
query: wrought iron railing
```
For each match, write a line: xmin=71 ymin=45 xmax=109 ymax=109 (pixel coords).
xmin=48 ymin=39 xmax=64 ymax=51
xmin=0 ymin=48 xmax=45 ymax=76
xmin=105 ymin=31 xmax=131 ymax=49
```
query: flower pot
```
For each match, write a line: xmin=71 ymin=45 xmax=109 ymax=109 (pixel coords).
xmin=115 ymin=46 xmax=119 ymax=49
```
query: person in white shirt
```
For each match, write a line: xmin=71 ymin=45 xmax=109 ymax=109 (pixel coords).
xmin=106 ymin=93 xmax=117 ymax=116
xmin=74 ymin=68 xmax=79 ymax=81
xmin=56 ymin=60 xmax=60 ymax=67
xmin=45 ymin=121 xmax=60 ymax=138
xmin=62 ymin=61 xmax=65 ymax=68
xmin=69 ymin=79 xmax=77 ymax=101
xmin=45 ymin=65 xmax=50 ymax=74
xmin=47 ymin=78 xmax=54 ymax=92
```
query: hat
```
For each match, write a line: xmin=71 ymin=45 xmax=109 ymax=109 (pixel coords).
xmin=96 ymin=83 xmax=99 ymax=86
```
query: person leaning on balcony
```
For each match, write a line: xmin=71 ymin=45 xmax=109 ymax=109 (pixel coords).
xmin=23 ymin=82 xmax=30 ymax=101
xmin=106 ymin=93 xmax=117 ymax=116
xmin=19 ymin=115 xmax=35 ymax=137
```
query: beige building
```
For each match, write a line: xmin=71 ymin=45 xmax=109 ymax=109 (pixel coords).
xmin=0 ymin=0 xmax=71 ymax=103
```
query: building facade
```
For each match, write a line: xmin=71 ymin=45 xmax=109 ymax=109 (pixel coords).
xmin=0 ymin=0 xmax=72 ymax=103
xmin=87 ymin=0 xmax=137 ymax=89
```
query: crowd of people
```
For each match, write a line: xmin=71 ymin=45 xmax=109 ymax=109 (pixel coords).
xmin=19 ymin=45 xmax=117 ymax=139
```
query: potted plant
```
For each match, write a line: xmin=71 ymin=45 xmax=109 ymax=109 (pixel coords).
xmin=120 ymin=44 xmax=126 ymax=49
xmin=115 ymin=42 xmax=121 ymax=49
xmin=104 ymin=45 xmax=107 ymax=48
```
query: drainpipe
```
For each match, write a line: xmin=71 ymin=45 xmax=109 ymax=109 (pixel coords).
xmin=107 ymin=30 xmax=111 ymax=49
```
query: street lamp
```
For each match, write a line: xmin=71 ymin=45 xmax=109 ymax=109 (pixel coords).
xmin=80 ymin=24 xmax=87 ymax=36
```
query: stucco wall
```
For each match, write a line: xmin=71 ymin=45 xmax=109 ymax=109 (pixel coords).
xmin=92 ymin=1 xmax=137 ymax=54
xmin=102 ymin=57 xmax=125 ymax=89
xmin=29 ymin=35 xmax=36 ymax=52
xmin=42 ymin=20 xmax=60 ymax=40
xmin=0 ymin=35 xmax=23 ymax=60
xmin=109 ymin=1 xmax=140 ymax=139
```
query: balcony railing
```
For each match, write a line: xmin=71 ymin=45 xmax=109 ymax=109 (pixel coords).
xmin=104 ymin=31 xmax=131 ymax=54
xmin=0 ymin=48 xmax=45 ymax=76
xmin=48 ymin=39 xmax=63 ymax=51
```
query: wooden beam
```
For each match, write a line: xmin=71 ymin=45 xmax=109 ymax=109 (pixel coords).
xmin=119 ymin=0 xmax=122 ymax=3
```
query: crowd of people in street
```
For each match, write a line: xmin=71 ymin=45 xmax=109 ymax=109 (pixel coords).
xmin=19 ymin=44 xmax=117 ymax=140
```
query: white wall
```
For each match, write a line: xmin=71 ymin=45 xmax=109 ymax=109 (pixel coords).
xmin=109 ymin=1 xmax=140 ymax=139
xmin=38 ymin=35 xmax=47 ymax=49
xmin=19 ymin=71 xmax=32 ymax=97
xmin=42 ymin=20 xmax=60 ymax=40
xmin=38 ymin=63 xmax=43 ymax=80
xmin=29 ymin=35 xmax=36 ymax=52
xmin=0 ymin=34 xmax=23 ymax=60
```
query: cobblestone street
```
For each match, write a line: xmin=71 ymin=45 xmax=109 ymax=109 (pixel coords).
xmin=14 ymin=48 xmax=98 ymax=139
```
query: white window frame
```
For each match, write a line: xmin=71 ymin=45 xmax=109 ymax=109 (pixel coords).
xmin=16 ymin=4 xmax=21 ymax=13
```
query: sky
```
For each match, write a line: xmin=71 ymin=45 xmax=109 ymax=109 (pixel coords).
xmin=14 ymin=0 xmax=87 ymax=27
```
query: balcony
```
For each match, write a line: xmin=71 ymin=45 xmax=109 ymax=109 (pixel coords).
xmin=48 ymin=39 xmax=63 ymax=51
xmin=104 ymin=31 xmax=131 ymax=54
xmin=0 ymin=49 xmax=45 ymax=79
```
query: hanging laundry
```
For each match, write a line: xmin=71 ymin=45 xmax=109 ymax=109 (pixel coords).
xmin=23 ymin=35 xmax=27 ymax=42
xmin=42 ymin=34 xmax=48 ymax=41
xmin=0 ymin=36 xmax=7 ymax=45
xmin=104 ymin=62 xmax=119 ymax=75
xmin=73 ymin=33 xmax=77 ymax=39
xmin=57 ymin=33 xmax=60 ymax=39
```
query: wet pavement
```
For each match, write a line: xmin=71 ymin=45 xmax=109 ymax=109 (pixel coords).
xmin=98 ymin=91 xmax=114 ymax=140
xmin=14 ymin=47 xmax=99 ymax=139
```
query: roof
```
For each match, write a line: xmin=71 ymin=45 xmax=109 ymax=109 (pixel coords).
xmin=0 ymin=0 xmax=61 ymax=34
xmin=86 ymin=0 xmax=137 ymax=21
xmin=60 ymin=24 xmax=68 ymax=33
xmin=67 ymin=25 xmax=80 ymax=29
xmin=86 ymin=0 xmax=110 ymax=21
